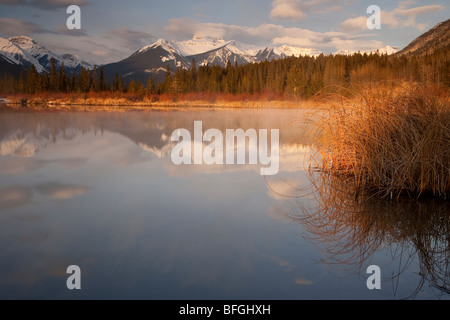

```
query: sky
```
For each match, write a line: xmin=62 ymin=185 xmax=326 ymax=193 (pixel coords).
xmin=0 ymin=0 xmax=448 ymax=65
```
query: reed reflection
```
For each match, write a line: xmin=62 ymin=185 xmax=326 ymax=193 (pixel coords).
xmin=282 ymin=168 xmax=450 ymax=299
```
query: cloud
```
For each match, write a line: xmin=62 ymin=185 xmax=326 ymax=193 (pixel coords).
xmin=54 ymin=24 xmax=88 ymax=37
xmin=270 ymin=0 xmax=307 ymax=20
xmin=0 ymin=0 xmax=89 ymax=10
xmin=340 ymin=2 xmax=445 ymax=33
xmin=339 ymin=16 xmax=368 ymax=33
xmin=35 ymin=182 xmax=90 ymax=200
xmin=165 ymin=18 xmax=384 ymax=52
xmin=0 ymin=17 xmax=52 ymax=36
xmin=270 ymin=0 xmax=341 ymax=21
xmin=106 ymin=27 xmax=154 ymax=49
xmin=384 ymin=4 xmax=444 ymax=31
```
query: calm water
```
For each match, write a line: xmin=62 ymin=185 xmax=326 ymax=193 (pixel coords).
xmin=0 ymin=107 xmax=448 ymax=300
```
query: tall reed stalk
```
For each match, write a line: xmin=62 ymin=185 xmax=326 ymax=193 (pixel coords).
xmin=313 ymin=85 xmax=450 ymax=200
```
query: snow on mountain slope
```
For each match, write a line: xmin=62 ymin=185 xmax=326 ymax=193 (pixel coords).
xmin=254 ymin=45 xmax=323 ymax=62
xmin=9 ymin=36 xmax=58 ymax=64
xmin=377 ymin=46 xmax=399 ymax=55
xmin=9 ymin=36 xmax=92 ymax=71
xmin=60 ymin=53 xmax=93 ymax=70
xmin=172 ymin=37 xmax=232 ymax=56
xmin=334 ymin=46 xmax=398 ymax=56
xmin=134 ymin=38 xmax=188 ymax=67
xmin=106 ymin=37 xmax=400 ymax=84
xmin=191 ymin=45 xmax=253 ymax=67
xmin=277 ymin=45 xmax=322 ymax=58
xmin=0 ymin=37 xmax=44 ymax=73
xmin=223 ymin=41 xmax=256 ymax=62
xmin=136 ymin=39 xmax=178 ymax=56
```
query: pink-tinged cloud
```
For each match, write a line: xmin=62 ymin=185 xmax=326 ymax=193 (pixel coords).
xmin=270 ymin=0 xmax=342 ymax=21
xmin=340 ymin=2 xmax=445 ymax=33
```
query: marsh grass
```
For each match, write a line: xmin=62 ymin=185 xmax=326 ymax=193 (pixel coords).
xmin=4 ymin=92 xmax=318 ymax=110
xmin=312 ymin=85 xmax=450 ymax=200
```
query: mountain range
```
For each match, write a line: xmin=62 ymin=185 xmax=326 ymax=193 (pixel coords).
xmin=0 ymin=35 xmax=92 ymax=76
xmin=0 ymin=34 xmax=397 ymax=83
xmin=101 ymin=37 xmax=337 ymax=83
xmin=101 ymin=38 xmax=401 ymax=83
xmin=1 ymin=18 xmax=449 ymax=84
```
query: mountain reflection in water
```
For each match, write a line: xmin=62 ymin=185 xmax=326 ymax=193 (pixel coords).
xmin=0 ymin=108 xmax=448 ymax=300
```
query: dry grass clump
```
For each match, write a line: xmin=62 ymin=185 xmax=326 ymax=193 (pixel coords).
xmin=313 ymin=85 xmax=450 ymax=200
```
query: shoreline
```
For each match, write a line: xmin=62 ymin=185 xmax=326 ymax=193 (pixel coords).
xmin=0 ymin=96 xmax=320 ymax=112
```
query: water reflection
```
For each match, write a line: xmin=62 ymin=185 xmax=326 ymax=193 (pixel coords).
xmin=0 ymin=186 xmax=33 ymax=210
xmin=283 ymin=167 xmax=450 ymax=299
xmin=0 ymin=110 xmax=314 ymax=176
xmin=2 ymin=107 xmax=446 ymax=299
xmin=0 ymin=108 xmax=320 ymax=299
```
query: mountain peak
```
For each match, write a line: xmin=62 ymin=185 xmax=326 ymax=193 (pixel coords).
xmin=154 ymin=38 xmax=171 ymax=46
xmin=8 ymin=35 xmax=35 ymax=44
xmin=334 ymin=46 xmax=399 ymax=56
xmin=2 ymin=35 xmax=92 ymax=73
xmin=277 ymin=45 xmax=322 ymax=58
xmin=0 ymin=36 xmax=44 ymax=73
xmin=136 ymin=38 xmax=176 ymax=55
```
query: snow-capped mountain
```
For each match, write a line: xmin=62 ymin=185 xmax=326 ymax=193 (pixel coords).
xmin=0 ymin=37 xmax=45 ymax=73
xmin=254 ymin=47 xmax=283 ymax=62
xmin=172 ymin=37 xmax=234 ymax=56
xmin=2 ymin=34 xmax=401 ymax=84
xmin=102 ymin=37 xmax=254 ymax=83
xmin=101 ymin=37 xmax=329 ymax=83
xmin=189 ymin=40 xmax=256 ymax=66
xmin=102 ymin=38 xmax=191 ymax=84
xmin=60 ymin=53 xmax=93 ymax=70
xmin=134 ymin=38 xmax=256 ymax=66
xmin=334 ymin=46 xmax=399 ymax=56
xmin=254 ymin=45 xmax=322 ymax=61
xmin=0 ymin=35 xmax=92 ymax=75
xmin=277 ymin=45 xmax=322 ymax=58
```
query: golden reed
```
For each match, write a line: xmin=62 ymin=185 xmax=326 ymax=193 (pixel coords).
xmin=311 ymin=84 xmax=450 ymax=200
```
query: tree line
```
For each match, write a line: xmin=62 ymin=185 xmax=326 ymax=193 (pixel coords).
xmin=0 ymin=44 xmax=448 ymax=98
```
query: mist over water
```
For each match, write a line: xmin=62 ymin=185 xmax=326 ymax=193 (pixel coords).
xmin=0 ymin=108 xmax=448 ymax=300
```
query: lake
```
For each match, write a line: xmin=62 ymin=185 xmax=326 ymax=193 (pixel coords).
xmin=0 ymin=107 xmax=448 ymax=300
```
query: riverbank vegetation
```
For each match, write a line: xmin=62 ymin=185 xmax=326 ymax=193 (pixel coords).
xmin=310 ymin=85 xmax=450 ymax=200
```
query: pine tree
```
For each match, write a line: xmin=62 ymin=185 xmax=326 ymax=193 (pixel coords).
xmin=128 ymin=80 xmax=136 ymax=94
xmin=18 ymin=70 xmax=25 ymax=93
xmin=58 ymin=63 xmax=68 ymax=92
xmin=26 ymin=65 xmax=37 ymax=94
xmin=99 ymin=67 xmax=106 ymax=91
xmin=113 ymin=73 xmax=120 ymax=92
xmin=49 ymin=57 xmax=58 ymax=92
xmin=191 ymin=58 xmax=197 ymax=91
xmin=146 ymin=76 xmax=154 ymax=94
xmin=91 ymin=66 xmax=99 ymax=92
xmin=72 ymin=71 xmax=79 ymax=92
xmin=79 ymin=67 xmax=91 ymax=92
xmin=162 ymin=65 xmax=172 ymax=94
